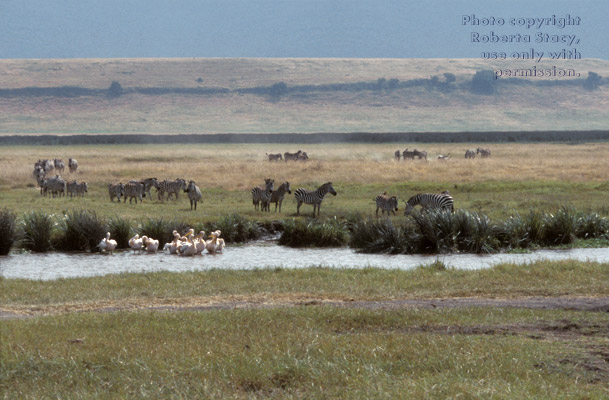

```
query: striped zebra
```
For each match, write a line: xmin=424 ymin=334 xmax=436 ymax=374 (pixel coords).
xmin=266 ymin=153 xmax=283 ymax=162
xmin=184 ymin=180 xmax=203 ymax=210
xmin=284 ymin=150 xmax=302 ymax=162
xmin=296 ymin=152 xmax=309 ymax=161
xmin=124 ymin=181 xmax=146 ymax=204
xmin=294 ymin=182 xmax=337 ymax=217
xmin=404 ymin=193 xmax=454 ymax=216
xmin=251 ymin=178 xmax=274 ymax=211
xmin=269 ymin=181 xmax=291 ymax=212
xmin=74 ymin=181 xmax=88 ymax=197
xmin=394 ymin=150 xmax=401 ymax=161
xmin=108 ymin=183 xmax=125 ymax=202
xmin=413 ymin=149 xmax=428 ymax=160
xmin=402 ymin=149 xmax=415 ymax=160
xmin=141 ymin=177 xmax=159 ymax=201
xmin=477 ymin=147 xmax=491 ymax=158
xmin=43 ymin=175 xmax=66 ymax=198
xmin=375 ymin=193 xmax=399 ymax=216
xmin=157 ymin=178 xmax=187 ymax=202
xmin=68 ymin=158 xmax=78 ymax=173
xmin=465 ymin=149 xmax=476 ymax=159
xmin=54 ymin=159 xmax=65 ymax=173
xmin=66 ymin=180 xmax=78 ymax=197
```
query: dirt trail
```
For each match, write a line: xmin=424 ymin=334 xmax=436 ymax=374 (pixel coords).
xmin=2 ymin=296 xmax=608 ymax=320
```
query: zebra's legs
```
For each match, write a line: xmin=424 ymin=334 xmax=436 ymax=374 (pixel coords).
xmin=297 ymin=201 xmax=302 ymax=215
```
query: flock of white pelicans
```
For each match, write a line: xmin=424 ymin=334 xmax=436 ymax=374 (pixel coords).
xmin=97 ymin=229 xmax=225 ymax=256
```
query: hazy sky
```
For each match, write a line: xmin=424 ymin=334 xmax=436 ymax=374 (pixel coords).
xmin=1 ymin=0 xmax=607 ymax=59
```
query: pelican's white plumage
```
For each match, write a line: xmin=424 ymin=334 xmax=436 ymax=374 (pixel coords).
xmin=98 ymin=232 xmax=117 ymax=254
xmin=128 ymin=233 xmax=143 ymax=254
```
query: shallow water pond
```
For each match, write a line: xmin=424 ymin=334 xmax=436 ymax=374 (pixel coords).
xmin=1 ymin=244 xmax=608 ymax=281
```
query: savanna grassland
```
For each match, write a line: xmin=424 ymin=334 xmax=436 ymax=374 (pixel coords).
xmin=1 ymin=57 xmax=609 ymax=134
xmin=1 ymin=142 xmax=608 ymax=222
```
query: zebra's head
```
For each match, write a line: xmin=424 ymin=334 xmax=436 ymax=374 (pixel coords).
xmin=324 ymin=182 xmax=337 ymax=196
xmin=283 ymin=181 xmax=291 ymax=194
xmin=403 ymin=198 xmax=416 ymax=216
xmin=185 ymin=180 xmax=196 ymax=193
xmin=389 ymin=196 xmax=399 ymax=212
xmin=264 ymin=178 xmax=274 ymax=193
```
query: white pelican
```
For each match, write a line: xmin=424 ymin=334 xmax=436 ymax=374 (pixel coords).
xmin=128 ymin=234 xmax=143 ymax=254
xmin=194 ymin=231 xmax=206 ymax=255
xmin=98 ymin=232 xmax=118 ymax=254
xmin=144 ymin=236 xmax=159 ymax=253
xmin=206 ymin=231 xmax=219 ymax=254
xmin=213 ymin=230 xmax=225 ymax=253
xmin=179 ymin=228 xmax=196 ymax=256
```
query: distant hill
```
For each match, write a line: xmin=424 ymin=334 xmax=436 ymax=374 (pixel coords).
xmin=1 ymin=58 xmax=608 ymax=135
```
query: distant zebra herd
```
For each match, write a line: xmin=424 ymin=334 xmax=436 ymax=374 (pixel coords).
xmin=32 ymin=158 xmax=84 ymax=198
xmin=395 ymin=148 xmax=491 ymax=160
xmin=267 ymin=150 xmax=309 ymax=162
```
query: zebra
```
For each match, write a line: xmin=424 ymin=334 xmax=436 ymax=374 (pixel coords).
xmin=184 ymin=180 xmax=203 ymax=210
xmin=294 ymin=182 xmax=337 ymax=217
xmin=124 ymin=181 xmax=146 ymax=204
xmin=266 ymin=153 xmax=283 ymax=162
xmin=251 ymin=178 xmax=274 ymax=211
xmin=402 ymin=149 xmax=415 ymax=160
xmin=269 ymin=181 xmax=291 ymax=212
xmin=394 ymin=150 xmax=401 ymax=161
xmin=465 ymin=149 xmax=476 ymax=159
xmin=404 ymin=193 xmax=454 ymax=216
xmin=54 ymin=159 xmax=65 ymax=173
xmin=74 ymin=181 xmax=88 ymax=197
xmin=375 ymin=193 xmax=399 ymax=216
xmin=297 ymin=152 xmax=309 ymax=161
xmin=284 ymin=150 xmax=302 ymax=162
xmin=66 ymin=180 xmax=78 ymax=197
xmin=477 ymin=148 xmax=491 ymax=158
xmin=413 ymin=149 xmax=428 ymax=160
xmin=44 ymin=175 xmax=66 ymax=198
xmin=141 ymin=177 xmax=159 ymax=201
xmin=68 ymin=158 xmax=78 ymax=173
xmin=108 ymin=183 xmax=125 ymax=202
xmin=157 ymin=178 xmax=187 ymax=202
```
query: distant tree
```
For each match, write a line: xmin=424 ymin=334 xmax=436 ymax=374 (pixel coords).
xmin=387 ymin=78 xmax=399 ymax=89
xmin=444 ymin=72 xmax=456 ymax=83
xmin=196 ymin=77 xmax=204 ymax=83
xmin=376 ymin=78 xmax=386 ymax=90
xmin=471 ymin=70 xmax=496 ymax=94
xmin=430 ymin=76 xmax=439 ymax=85
xmin=269 ymin=82 xmax=288 ymax=97
xmin=583 ymin=71 xmax=601 ymax=91
xmin=108 ymin=81 xmax=123 ymax=97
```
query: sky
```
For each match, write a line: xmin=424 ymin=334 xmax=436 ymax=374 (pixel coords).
xmin=1 ymin=0 xmax=607 ymax=59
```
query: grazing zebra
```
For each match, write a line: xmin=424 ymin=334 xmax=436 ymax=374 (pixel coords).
xmin=35 ymin=159 xmax=54 ymax=173
xmin=74 ymin=181 xmax=88 ymax=197
xmin=184 ymin=180 xmax=203 ymax=210
xmin=54 ymin=159 xmax=65 ymax=173
xmin=394 ymin=150 xmax=401 ymax=161
xmin=269 ymin=181 xmax=291 ymax=212
xmin=66 ymin=180 xmax=78 ymax=197
xmin=68 ymin=158 xmax=78 ymax=173
xmin=375 ymin=193 xmax=399 ymax=216
xmin=124 ymin=181 xmax=146 ymax=204
xmin=477 ymin=147 xmax=491 ymax=158
xmin=294 ymin=182 xmax=337 ymax=217
xmin=108 ymin=183 xmax=125 ymax=202
xmin=157 ymin=178 xmax=187 ymax=202
xmin=297 ymin=152 xmax=309 ymax=161
xmin=44 ymin=175 xmax=66 ymax=198
xmin=465 ymin=149 xmax=476 ymax=159
xmin=404 ymin=193 xmax=454 ymax=216
xmin=251 ymin=178 xmax=274 ymax=211
xmin=266 ymin=153 xmax=283 ymax=162
xmin=413 ymin=149 xmax=428 ymax=160
xmin=402 ymin=149 xmax=415 ymax=160
xmin=141 ymin=177 xmax=159 ymax=201
xmin=284 ymin=150 xmax=302 ymax=162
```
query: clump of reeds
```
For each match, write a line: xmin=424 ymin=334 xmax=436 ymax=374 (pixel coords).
xmin=137 ymin=218 xmax=190 ymax=246
xmin=106 ymin=215 xmax=132 ymax=249
xmin=575 ymin=211 xmax=609 ymax=239
xmin=206 ymin=214 xmax=261 ymax=243
xmin=21 ymin=211 xmax=55 ymax=252
xmin=56 ymin=210 xmax=106 ymax=252
xmin=348 ymin=217 xmax=417 ymax=254
xmin=0 ymin=209 xmax=18 ymax=255
xmin=542 ymin=206 xmax=577 ymax=245
xmin=279 ymin=217 xmax=349 ymax=248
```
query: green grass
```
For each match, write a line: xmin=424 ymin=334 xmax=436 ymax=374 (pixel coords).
xmin=2 ymin=260 xmax=608 ymax=307
xmin=2 ymin=307 xmax=608 ymax=399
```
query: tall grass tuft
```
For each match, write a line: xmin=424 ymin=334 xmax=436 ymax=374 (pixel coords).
xmin=279 ymin=217 xmax=349 ymax=247
xmin=206 ymin=214 xmax=261 ymax=243
xmin=21 ymin=211 xmax=55 ymax=252
xmin=575 ymin=212 xmax=609 ymax=239
xmin=138 ymin=218 xmax=190 ymax=245
xmin=348 ymin=217 xmax=417 ymax=254
xmin=542 ymin=206 xmax=577 ymax=245
xmin=56 ymin=210 xmax=107 ymax=252
xmin=0 ymin=209 xmax=18 ymax=255
xmin=107 ymin=216 xmax=132 ymax=249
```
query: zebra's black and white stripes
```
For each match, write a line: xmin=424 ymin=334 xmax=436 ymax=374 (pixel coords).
xmin=269 ymin=181 xmax=291 ymax=212
xmin=157 ymin=179 xmax=187 ymax=202
xmin=404 ymin=193 xmax=454 ymax=215
xmin=294 ymin=182 xmax=337 ymax=217
xmin=251 ymin=178 xmax=274 ymax=211
xmin=375 ymin=193 xmax=399 ymax=216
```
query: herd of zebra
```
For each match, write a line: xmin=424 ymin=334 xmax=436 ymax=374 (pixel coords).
xmin=251 ymin=179 xmax=337 ymax=217
xmin=107 ymin=178 xmax=203 ymax=210
xmin=266 ymin=150 xmax=310 ymax=162
xmin=32 ymin=158 xmax=84 ymax=198
xmin=395 ymin=147 xmax=491 ymax=161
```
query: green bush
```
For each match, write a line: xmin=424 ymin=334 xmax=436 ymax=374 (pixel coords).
xmin=0 ymin=209 xmax=17 ymax=255
xmin=138 ymin=218 xmax=190 ymax=246
xmin=56 ymin=210 xmax=106 ymax=252
xmin=107 ymin=216 xmax=132 ymax=249
xmin=348 ymin=217 xmax=417 ymax=254
xmin=542 ymin=206 xmax=577 ymax=245
xmin=575 ymin=212 xmax=609 ymax=239
xmin=280 ymin=218 xmax=349 ymax=248
xmin=21 ymin=211 xmax=55 ymax=252
xmin=206 ymin=214 xmax=261 ymax=243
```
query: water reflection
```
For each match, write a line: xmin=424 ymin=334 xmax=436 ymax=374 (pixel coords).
xmin=1 ymin=244 xmax=608 ymax=281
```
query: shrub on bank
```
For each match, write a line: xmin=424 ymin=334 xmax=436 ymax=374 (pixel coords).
xmin=56 ymin=210 xmax=106 ymax=252
xmin=0 ymin=209 xmax=17 ymax=255
xmin=279 ymin=218 xmax=349 ymax=248
xmin=107 ymin=215 xmax=132 ymax=249
xmin=206 ymin=213 xmax=262 ymax=243
xmin=21 ymin=211 xmax=55 ymax=252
